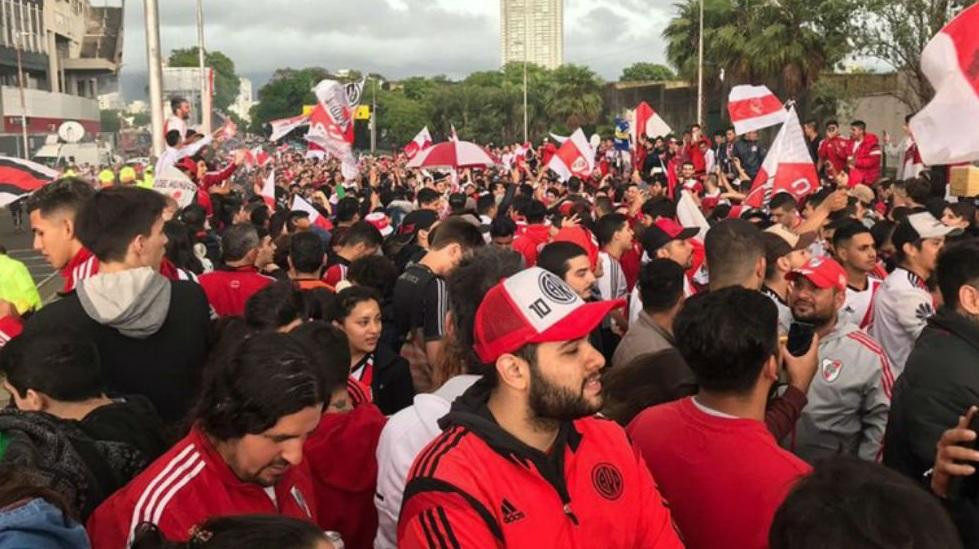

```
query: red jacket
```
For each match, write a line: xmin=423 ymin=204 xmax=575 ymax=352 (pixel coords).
xmin=848 ymin=133 xmax=882 ymax=186
xmin=198 ymin=265 xmax=274 ymax=317
xmin=87 ymin=426 xmax=318 ymax=548
xmin=511 ymin=224 xmax=551 ymax=267
xmin=398 ymin=379 xmax=684 ymax=548
xmin=818 ymin=136 xmax=850 ymax=177
xmin=197 ymin=162 xmax=238 ymax=217
xmin=0 ymin=315 xmax=23 ymax=348
xmin=629 ymin=397 xmax=811 ymax=549
xmin=305 ymin=403 xmax=387 ymax=549
xmin=61 ymin=247 xmax=99 ymax=293
xmin=322 ymin=257 xmax=351 ymax=289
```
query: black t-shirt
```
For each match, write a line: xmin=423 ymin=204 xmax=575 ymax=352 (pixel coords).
xmin=392 ymin=263 xmax=447 ymax=347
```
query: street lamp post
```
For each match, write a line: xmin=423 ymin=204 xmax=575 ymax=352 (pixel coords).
xmin=145 ymin=0 xmax=165 ymax=157
xmin=14 ymin=32 xmax=29 ymax=159
xmin=696 ymin=0 xmax=704 ymax=125
xmin=196 ymin=0 xmax=211 ymax=133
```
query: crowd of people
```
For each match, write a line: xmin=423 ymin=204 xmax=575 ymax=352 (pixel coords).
xmin=0 ymin=95 xmax=978 ymax=549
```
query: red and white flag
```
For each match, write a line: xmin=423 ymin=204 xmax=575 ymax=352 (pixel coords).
xmin=909 ymin=3 xmax=979 ymax=165
xmin=547 ymin=128 xmax=595 ymax=182
xmin=743 ymin=106 xmax=818 ymax=208
xmin=549 ymin=132 xmax=568 ymax=144
xmin=260 ymin=169 xmax=276 ymax=209
xmin=0 ymin=157 xmax=58 ymax=208
xmin=269 ymin=113 xmax=310 ymax=142
xmin=305 ymin=141 xmax=326 ymax=160
xmin=403 ymin=126 xmax=433 ymax=159
xmin=292 ymin=194 xmax=333 ymax=231
xmin=630 ymin=101 xmax=673 ymax=144
xmin=306 ymin=79 xmax=359 ymax=179
xmin=728 ymin=85 xmax=787 ymax=135
xmin=450 ymin=124 xmax=459 ymax=142
xmin=245 ymin=146 xmax=271 ymax=168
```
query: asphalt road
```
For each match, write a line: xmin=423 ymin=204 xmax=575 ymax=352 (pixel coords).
xmin=0 ymin=205 xmax=64 ymax=305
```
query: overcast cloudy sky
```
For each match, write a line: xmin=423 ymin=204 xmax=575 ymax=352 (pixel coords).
xmin=117 ymin=0 xmax=673 ymax=99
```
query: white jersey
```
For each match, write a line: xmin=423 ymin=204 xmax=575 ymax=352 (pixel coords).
xmin=597 ymin=252 xmax=628 ymax=302
xmin=868 ymin=268 xmax=934 ymax=377
xmin=840 ymin=276 xmax=884 ymax=330
xmin=164 ymin=115 xmax=187 ymax=140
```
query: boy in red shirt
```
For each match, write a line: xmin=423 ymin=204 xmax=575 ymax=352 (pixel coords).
xmin=629 ymin=287 xmax=814 ymax=549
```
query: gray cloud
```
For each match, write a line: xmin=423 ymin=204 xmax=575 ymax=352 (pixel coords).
xmin=117 ymin=0 xmax=673 ymax=98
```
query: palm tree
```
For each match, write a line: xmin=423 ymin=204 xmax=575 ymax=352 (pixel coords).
xmin=545 ymin=65 xmax=605 ymax=130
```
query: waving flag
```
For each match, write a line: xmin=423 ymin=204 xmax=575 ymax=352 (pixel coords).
xmin=292 ymin=194 xmax=333 ymax=231
xmin=631 ymin=101 xmax=672 ymax=143
xmin=909 ymin=3 xmax=979 ymax=165
xmin=306 ymin=79 xmax=359 ymax=179
xmin=547 ymin=128 xmax=595 ymax=182
xmin=728 ymin=85 xmax=787 ymax=135
xmin=743 ymin=106 xmax=818 ymax=208
xmin=260 ymin=169 xmax=276 ymax=209
xmin=549 ymin=132 xmax=569 ymax=144
xmin=0 ymin=157 xmax=58 ymax=207
xmin=404 ymin=127 xmax=433 ymax=159
xmin=245 ymin=146 xmax=271 ymax=169
xmin=269 ymin=113 xmax=310 ymax=142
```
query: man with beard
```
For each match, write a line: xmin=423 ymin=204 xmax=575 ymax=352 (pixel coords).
xmin=627 ymin=218 xmax=698 ymax=326
xmin=397 ymin=267 xmax=683 ymax=548
xmin=786 ymin=257 xmax=894 ymax=462
xmin=86 ymin=332 xmax=328 ymax=546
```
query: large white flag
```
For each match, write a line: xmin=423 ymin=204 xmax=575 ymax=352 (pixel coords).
xmin=909 ymin=3 xmax=979 ymax=165
xmin=630 ymin=101 xmax=672 ymax=144
xmin=306 ymin=79 xmax=359 ymax=180
xmin=403 ymin=127 xmax=433 ymax=159
xmin=268 ymin=113 xmax=310 ymax=142
xmin=727 ymin=85 xmax=787 ymax=135
xmin=743 ymin=106 xmax=818 ymax=208
xmin=547 ymin=128 xmax=595 ymax=182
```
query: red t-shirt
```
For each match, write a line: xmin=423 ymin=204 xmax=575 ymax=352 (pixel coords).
xmin=628 ymin=397 xmax=811 ymax=549
xmin=198 ymin=266 xmax=275 ymax=317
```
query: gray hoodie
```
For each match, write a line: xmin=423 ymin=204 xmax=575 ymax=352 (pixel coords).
xmin=76 ymin=267 xmax=171 ymax=339
xmin=787 ymin=321 xmax=894 ymax=462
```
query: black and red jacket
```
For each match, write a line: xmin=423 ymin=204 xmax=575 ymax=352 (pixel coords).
xmin=397 ymin=378 xmax=683 ymax=548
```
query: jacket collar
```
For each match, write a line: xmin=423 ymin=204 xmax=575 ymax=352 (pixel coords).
xmin=636 ymin=312 xmax=675 ymax=345
xmin=928 ymin=307 xmax=979 ymax=354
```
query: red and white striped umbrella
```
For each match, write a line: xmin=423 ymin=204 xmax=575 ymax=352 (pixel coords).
xmin=406 ymin=140 xmax=498 ymax=169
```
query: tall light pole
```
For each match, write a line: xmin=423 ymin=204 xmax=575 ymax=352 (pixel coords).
xmin=196 ymin=0 xmax=211 ymax=133
xmin=145 ymin=0 xmax=165 ymax=156
xmin=14 ymin=32 xmax=29 ymax=159
xmin=696 ymin=0 xmax=704 ymax=125
xmin=370 ymin=77 xmax=377 ymax=154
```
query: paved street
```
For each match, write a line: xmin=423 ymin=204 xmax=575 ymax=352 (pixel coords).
xmin=0 ymin=206 xmax=63 ymax=305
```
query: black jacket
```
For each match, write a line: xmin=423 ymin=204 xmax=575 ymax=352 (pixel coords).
xmin=732 ymin=139 xmax=767 ymax=180
xmin=883 ymin=307 xmax=979 ymax=546
xmin=23 ymin=281 xmax=211 ymax=425
xmin=371 ymin=342 xmax=415 ymax=415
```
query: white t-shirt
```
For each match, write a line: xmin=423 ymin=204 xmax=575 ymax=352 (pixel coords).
xmin=868 ymin=268 xmax=933 ymax=377
xmin=841 ymin=276 xmax=884 ymax=330
xmin=597 ymin=252 xmax=628 ymax=302
xmin=164 ymin=115 xmax=187 ymax=141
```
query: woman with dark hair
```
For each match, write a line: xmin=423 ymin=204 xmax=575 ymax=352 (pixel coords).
xmin=244 ymin=280 xmax=305 ymax=332
xmin=328 ymin=286 xmax=414 ymax=415
xmin=131 ymin=515 xmax=336 ymax=549
xmin=163 ymin=221 xmax=206 ymax=275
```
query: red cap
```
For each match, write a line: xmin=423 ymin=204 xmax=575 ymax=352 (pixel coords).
xmin=653 ymin=218 xmax=699 ymax=241
xmin=473 ymin=267 xmax=625 ymax=363
xmin=786 ymin=257 xmax=848 ymax=292
xmin=552 ymin=226 xmax=600 ymax=269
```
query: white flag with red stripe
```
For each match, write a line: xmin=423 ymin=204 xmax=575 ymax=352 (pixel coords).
xmin=260 ymin=169 xmax=276 ymax=209
xmin=547 ymin=128 xmax=595 ymax=182
xmin=743 ymin=106 xmax=818 ymax=208
xmin=909 ymin=3 xmax=979 ymax=165
xmin=403 ymin=126 xmax=433 ymax=159
xmin=630 ymin=101 xmax=673 ymax=144
xmin=728 ymin=85 xmax=787 ymax=135
xmin=269 ymin=113 xmax=310 ymax=142
xmin=291 ymin=194 xmax=333 ymax=232
xmin=0 ymin=157 xmax=58 ymax=207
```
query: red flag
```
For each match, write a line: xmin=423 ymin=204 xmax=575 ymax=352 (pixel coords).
xmin=403 ymin=127 xmax=433 ymax=159
xmin=743 ymin=106 xmax=818 ymax=208
xmin=727 ymin=85 xmax=786 ymax=135
xmin=630 ymin=101 xmax=672 ymax=144
xmin=0 ymin=157 xmax=58 ymax=208
xmin=547 ymin=128 xmax=595 ymax=182
xmin=292 ymin=194 xmax=333 ymax=231
xmin=269 ymin=113 xmax=310 ymax=142
xmin=909 ymin=3 xmax=979 ymax=165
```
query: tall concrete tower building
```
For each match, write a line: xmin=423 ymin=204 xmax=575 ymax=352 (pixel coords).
xmin=500 ymin=0 xmax=564 ymax=69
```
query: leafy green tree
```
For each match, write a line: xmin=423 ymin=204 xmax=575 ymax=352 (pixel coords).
xmin=100 ymin=109 xmax=122 ymax=133
xmin=852 ymin=0 xmax=978 ymax=109
xmin=168 ymin=47 xmax=241 ymax=112
xmin=131 ymin=112 xmax=151 ymax=127
xmin=546 ymin=65 xmax=604 ymax=130
xmin=620 ymin=62 xmax=676 ymax=82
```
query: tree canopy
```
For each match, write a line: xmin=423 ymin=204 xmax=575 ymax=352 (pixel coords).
xmin=619 ymin=62 xmax=676 ymax=82
xmin=168 ymin=47 xmax=241 ymax=112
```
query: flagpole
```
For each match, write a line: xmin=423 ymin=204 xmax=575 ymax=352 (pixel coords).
xmin=144 ymin=0 xmax=165 ymax=157
xmin=522 ymin=2 xmax=529 ymax=144
xmin=370 ymin=77 xmax=377 ymax=154
xmin=696 ymin=0 xmax=704 ymax=125
xmin=14 ymin=33 xmax=29 ymax=159
xmin=196 ymin=0 xmax=211 ymax=133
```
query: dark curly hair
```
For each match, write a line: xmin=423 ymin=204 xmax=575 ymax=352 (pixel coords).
xmin=192 ymin=332 xmax=326 ymax=441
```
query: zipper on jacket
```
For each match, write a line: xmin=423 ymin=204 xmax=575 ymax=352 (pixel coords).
xmin=563 ymin=503 xmax=579 ymax=525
